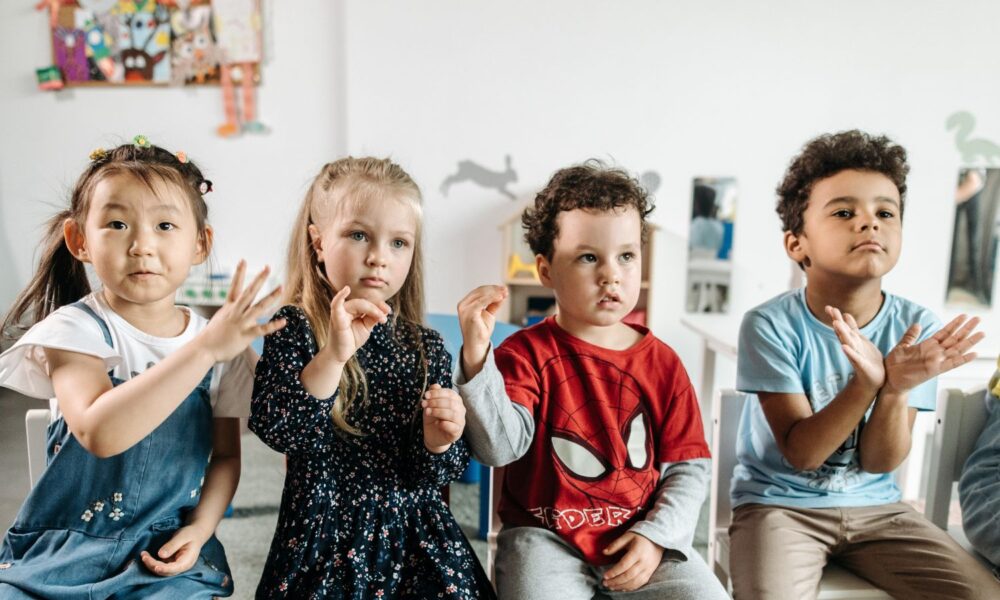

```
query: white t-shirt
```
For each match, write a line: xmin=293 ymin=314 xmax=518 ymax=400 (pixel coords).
xmin=0 ymin=292 xmax=255 ymax=418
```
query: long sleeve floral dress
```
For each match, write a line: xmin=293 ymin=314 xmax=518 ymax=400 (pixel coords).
xmin=249 ymin=306 xmax=495 ymax=599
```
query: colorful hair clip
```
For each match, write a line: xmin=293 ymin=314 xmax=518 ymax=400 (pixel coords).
xmin=199 ymin=179 xmax=213 ymax=194
xmin=175 ymin=151 xmax=188 ymax=164
xmin=89 ymin=147 xmax=107 ymax=161
xmin=133 ymin=134 xmax=150 ymax=149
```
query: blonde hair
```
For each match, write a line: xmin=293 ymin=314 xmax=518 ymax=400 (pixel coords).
xmin=286 ymin=157 xmax=427 ymax=435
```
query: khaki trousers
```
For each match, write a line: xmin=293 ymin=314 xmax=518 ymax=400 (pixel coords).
xmin=728 ymin=502 xmax=999 ymax=600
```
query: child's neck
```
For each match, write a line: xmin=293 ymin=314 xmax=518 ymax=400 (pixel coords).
xmin=804 ymin=275 xmax=885 ymax=328
xmin=554 ymin=313 xmax=642 ymax=351
xmin=101 ymin=288 xmax=189 ymax=338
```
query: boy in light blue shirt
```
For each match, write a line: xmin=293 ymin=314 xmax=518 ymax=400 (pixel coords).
xmin=959 ymin=364 xmax=1000 ymax=575
xmin=729 ymin=130 xmax=999 ymax=599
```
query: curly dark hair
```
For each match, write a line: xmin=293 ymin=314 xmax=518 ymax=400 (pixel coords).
xmin=523 ymin=159 xmax=654 ymax=259
xmin=776 ymin=130 xmax=909 ymax=234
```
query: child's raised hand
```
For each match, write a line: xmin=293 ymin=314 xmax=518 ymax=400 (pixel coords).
xmin=457 ymin=285 xmax=508 ymax=378
xmin=827 ymin=305 xmax=885 ymax=391
xmin=140 ymin=524 xmax=207 ymax=577
xmin=326 ymin=286 xmax=391 ymax=364
xmin=421 ymin=383 xmax=466 ymax=454
xmin=601 ymin=531 xmax=664 ymax=592
xmin=884 ymin=314 xmax=983 ymax=395
xmin=199 ymin=261 xmax=286 ymax=363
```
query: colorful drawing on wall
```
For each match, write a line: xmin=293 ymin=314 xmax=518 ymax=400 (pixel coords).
xmin=212 ymin=0 xmax=265 ymax=136
xmin=947 ymin=111 xmax=1000 ymax=165
xmin=35 ymin=0 xmax=262 ymax=91
xmin=440 ymin=155 xmax=518 ymax=200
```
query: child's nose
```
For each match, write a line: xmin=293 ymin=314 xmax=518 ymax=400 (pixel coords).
xmin=128 ymin=230 xmax=155 ymax=255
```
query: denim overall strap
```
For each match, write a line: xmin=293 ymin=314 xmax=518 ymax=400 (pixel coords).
xmin=69 ymin=300 xmax=113 ymax=347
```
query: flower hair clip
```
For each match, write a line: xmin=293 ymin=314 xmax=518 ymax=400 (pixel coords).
xmin=89 ymin=147 xmax=107 ymax=161
xmin=175 ymin=151 xmax=188 ymax=164
xmin=133 ymin=134 xmax=150 ymax=149
xmin=199 ymin=179 xmax=213 ymax=195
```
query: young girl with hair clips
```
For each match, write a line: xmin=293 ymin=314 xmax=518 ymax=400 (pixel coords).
xmin=0 ymin=137 xmax=284 ymax=599
xmin=250 ymin=157 xmax=495 ymax=599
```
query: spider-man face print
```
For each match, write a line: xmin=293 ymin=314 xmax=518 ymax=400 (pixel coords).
xmin=541 ymin=354 xmax=656 ymax=507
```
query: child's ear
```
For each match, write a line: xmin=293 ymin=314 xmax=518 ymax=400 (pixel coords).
xmin=194 ymin=226 xmax=214 ymax=265
xmin=536 ymin=254 xmax=553 ymax=288
xmin=307 ymin=224 xmax=324 ymax=263
xmin=63 ymin=218 xmax=90 ymax=263
xmin=783 ymin=230 xmax=809 ymax=267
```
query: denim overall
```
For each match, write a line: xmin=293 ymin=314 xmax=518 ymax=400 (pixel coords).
xmin=0 ymin=302 xmax=233 ymax=599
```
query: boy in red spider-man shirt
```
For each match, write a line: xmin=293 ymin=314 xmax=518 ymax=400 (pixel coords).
xmin=431 ymin=160 xmax=726 ymax=600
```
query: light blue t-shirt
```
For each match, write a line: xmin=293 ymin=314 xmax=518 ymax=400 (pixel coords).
xmin=732 ymin=288 xmax=941 ymax=509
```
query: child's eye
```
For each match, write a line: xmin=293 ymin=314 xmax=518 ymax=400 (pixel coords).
xmin=833 ymin=209 xmax=853 ymax=218
xmin=391 ymin=239 xmax=408 ymax=249
xmin=157 ymin=222 xmax=176 ymax=231
xmin=578 ymin=254 xmax=597 ymax=264
xmin=348 ymin=231 xmax=368 ymax=242
xmin=620 ymin=252 xmax=636 ymax=263
xmin=108 ymin=221 xmax=127 ymax=230
xmin=878 ymin=210 xmax=895 ymax=219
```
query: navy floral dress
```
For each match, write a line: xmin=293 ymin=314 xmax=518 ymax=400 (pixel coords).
xmin=249 ymin=306 xmax=495 ymax=599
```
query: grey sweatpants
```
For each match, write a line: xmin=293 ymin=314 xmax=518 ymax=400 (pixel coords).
xmin=495 ymin=526 xmax=730 ymax=600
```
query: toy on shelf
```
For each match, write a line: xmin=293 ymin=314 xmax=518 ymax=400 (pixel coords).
xmin=506 ymin=254 xmax=537 ymax=282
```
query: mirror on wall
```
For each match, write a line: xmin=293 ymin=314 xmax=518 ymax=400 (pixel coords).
xmin=686 ymin=177 xmax=737 ymax=313
xmin=946 ymin=167 xmax=1000 ymax=308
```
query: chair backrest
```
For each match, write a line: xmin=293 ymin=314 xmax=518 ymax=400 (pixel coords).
xmin=486 ymin=465 xmax=505 ymax=581
xmin=709 ymin=390 xmax=746 ymax=544
xmin=25 ymin=408 xmax=53 ymax=488
xmin=925 ymin=387 xmax=989 ymax=529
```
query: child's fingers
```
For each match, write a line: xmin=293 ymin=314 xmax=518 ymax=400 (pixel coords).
xmin=250 ymin=285 xmax=284 ymax=318
xmin=604 ymin=561 xmax=645 ymax=591
xmin=844 ymin=312 xmax=861 ymax=332
xmin=603 ymin=533 xmax=632 ymax=556
xmin=235 ymin=266 xmax=271 ymax=311
xmin=422 ymin=387 xmax=458 ymax=402
xmin=947 ymin=316 xmax=981 ymax=346
xmin=141 ymin=550 xmax=189 ymax=577
xmin=343 ymin=299 xmax=390 ymax=323
xmin=602 ymin=549 xmax=639 ymax=581
xmin=895 ymin=323 xmax=921 ymax=348
xmin=256 ymin=318 xmax=287 ymax=337
xmin=432 ymin=419 xmax=463 ymax=439
xmin=421 ymin=396 xmax=462 ymax=411
xmin=329 ymin=286 xmax=351 ymax=313
xmin=932 ymin=314 xmax=968 ymax=343
xmin=424 ymin=406 xmax=461 ymax=422
xmin=227 ymin=260 xmax=247 ymax=303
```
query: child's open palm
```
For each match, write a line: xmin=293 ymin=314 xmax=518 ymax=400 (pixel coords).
xmin=884 ymin=314 xmax=983 ymax=394
xmin=827 ymin=306 xmax=885 ymax=390
xmin=199 ymin=261 xmax=285 ymax=363
xmin=140 ymin=524 xmax=207 ymax=577
xmin=421 ymin=384 xmax=466 ymax=453
xmin=326 ymin=286 xmax=391 ymax=364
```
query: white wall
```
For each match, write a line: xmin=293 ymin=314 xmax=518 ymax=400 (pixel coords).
xmin=3 ymin=1 xmax=1000 ymax=387
xmin=0 ymin=0 xmax=346 ymax=309
xmin=341 ymin=0 xmax=1000 ymax=382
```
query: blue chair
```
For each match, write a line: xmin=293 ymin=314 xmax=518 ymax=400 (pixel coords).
xmin=426 ymin=313 xmax=520 ymax=539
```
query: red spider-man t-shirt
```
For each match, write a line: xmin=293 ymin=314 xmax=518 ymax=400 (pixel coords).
xmin=494 ymin=317 xmax=709 ymax=565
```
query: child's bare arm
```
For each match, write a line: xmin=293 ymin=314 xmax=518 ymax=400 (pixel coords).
xmin=48 ymin=264 xmax=282 ymax=458
xmin=759 ymin=377 xmax=880 ymax=472
xmin=141 ymin=417 xmax=241 ymax=576
xmin=858 ymin=314 xmax=982 ymax=472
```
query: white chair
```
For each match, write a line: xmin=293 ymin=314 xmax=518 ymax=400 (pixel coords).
xmin=25 ymin=408 xmax=51 ymax=487
xmin=924 ymin=387 xmax=991 ymax=566
xmin=484 ymin=465 xmax=505 ymax=582
xmin=708 ymin=390 xmax=892 ymax=598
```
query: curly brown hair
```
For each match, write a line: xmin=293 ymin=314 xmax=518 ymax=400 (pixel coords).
xmin=776 ymin=130 xmax=909 ymax=234
xmin=523 ymin=159 xmax=653 ymax=259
